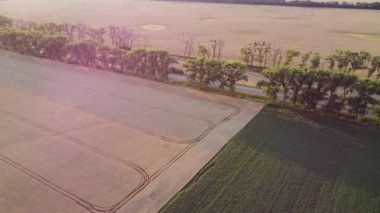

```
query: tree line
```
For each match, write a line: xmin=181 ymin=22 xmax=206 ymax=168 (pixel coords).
xmin=0 ymin=15 xmax=249 ymax=92
xmin=239 ymin=43 xmax=380 ymax=80
xmin=0 ymin=15 xmax=174 ymax=81
xmin=258 ymin=66 xmax=380 ymax=122
xmin=162 ymin=0 xmax=380 ymax=10
xmin=190 ymin=39 xmax=380 ymax=81
xmin=188 ymin=39 xmax=380 ymax=123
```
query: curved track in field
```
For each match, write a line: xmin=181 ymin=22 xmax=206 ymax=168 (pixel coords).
xmin=0 ymin=62 xmax=242 ymax=212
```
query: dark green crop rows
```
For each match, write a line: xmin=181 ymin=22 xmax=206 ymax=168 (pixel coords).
xmin=161 ymin=106 xmax=380 ymax=213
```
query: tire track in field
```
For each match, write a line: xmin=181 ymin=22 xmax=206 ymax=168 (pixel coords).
xmin=3 ymin=84 xmax=212 ymax=145
xmin=0 ymin=103 xmax=241 ymax=213
xmin=0 ymin=65 xmax=218 ymax=132
xmin=0 ymin=63 xmax=242 ymax=212
xmin=0 ymin=154 xmax=97 ymax=212
xmin=108 ymin=105 xmax=241 ymax=213
xmin=0 ymin=108 xmax=149 ymax=212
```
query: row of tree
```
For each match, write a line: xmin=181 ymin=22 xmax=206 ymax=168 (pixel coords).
xmin=165 ymin=0 xmax=380 ymax=10
xmin=0 ymin=15 xmax=143 ymax=50
xmin=239 ymin=43 xmax=380 ymax=79
xmin=0 ymin=27 xmax=175 ymax=81
xmin=0 ymin=15 xmax=251 ymax=94
xmin=0 ymin=16 xmax=248 ymax=89
xmin=186 ymin=38 xmax=380 ymax=80
xmin=258 ymin=66 xmax=380 ymax=118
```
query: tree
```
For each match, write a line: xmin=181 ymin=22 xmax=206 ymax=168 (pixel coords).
xmin=299 ymin=69 xmax=330 ymax=110
xmin=57 ymin=23 xmax=74 ymax=40
xmin=329 ymin=49 xmax=351 ymax=71
xmin=124 ymin=48 xmax=149 ymax=77
xmin=12 ymin=19 xmax=37 ymax=31
xmin=373 ymin=105 xmax=380 ymax=126
xmin=284 ymin=49 xmax=300 ymax=65
xmin=105 ymin=47 xmax=126 ymax=72
xmin=147 ymin=49 xmax=177 ymax=81
xmin=197 ymin=43 xmax=210 ymax=57
xmin=288 ymin=67 xmax=308 ymax=105
xmin=37 ymin=22 xmax=61 ymax=34
xmin=310 ymin=52 xmax=321 ymax=68
xmin=97 ymin=46 xmax=112 ymax=69
xmin=75 ymin=23 xmax=88 ymax=40
xmin=254 ymin=42 xmax=271 ymax=67
xmin=0 ymin=29 xmax=30 ymax=53
xmin=322 ymin=72 xmax=354 ymax=114
xmin=184 ymin=57 xmax=222 ymax=89
xmin=240 ymin=43 xmax=256 ymax=67
xmin=219 ymin=61 xmax=248 ymax=93
xmin=340 ymin=74 xmax=358 ymax=101
xmin=0 ymin=15 xmax=12 ymax=28
xmin=257 ymin=78 xmax=280 ymax=101
xmin=259 ymin=67 xmax=283 ymax=101
xmin=347 ymin=80 xmax=380 ymax=116
xmin=368 ymin=56 xmax=380 ymax=80
xmin=263 ymin=42 xmax=272 ymax=67
xmin=108 ymin=25 xmax=137 ymax=50
xmin=87 ymin=27 xmax=106 ymax=46
xmin=183 ymin=37 xmax=194 ymax=57
xmin=299 ymin=51 xmax=312 ymax=67
xmin=270 ymin=47 xmax=283 ymax=66
xmin=324 ymin=55 xmax=335 ymax=69
xmin=349 ymin=51 xmax=371 ymax=72
xmin=64 ymin=39 xmax=97 ymax=66
xmin=0 ymin=29 xmax=67 ymax=59
xmin=209 ymin=39 xmax=225 ymax=61
xmin=39 ymin=35 xmax=68 ymax=60
xmin=113 ymin=48 xmax=174 ymax=81
xmin=265 ymin=66 xmax=292 ymax=103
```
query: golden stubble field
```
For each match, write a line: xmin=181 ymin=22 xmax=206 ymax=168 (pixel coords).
xmin=1 ymin=0 xmax=380 ymax=59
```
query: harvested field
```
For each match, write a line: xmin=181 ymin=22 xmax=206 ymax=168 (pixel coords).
xmin=1 ymin=0 xmax=380 ymax=59
xmin=0 ymin=50 xmax=263 ymax=212
xmin=162 ymin=105 xmax=380 ymax=213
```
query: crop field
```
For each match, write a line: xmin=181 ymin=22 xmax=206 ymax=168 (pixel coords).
xmin=0 ymin=50 xmax=263 ymax=212
xmin=1 ymin=0 xmax=380 ymax=59
xmin=162 ymin=105 xmax=380 ymax=213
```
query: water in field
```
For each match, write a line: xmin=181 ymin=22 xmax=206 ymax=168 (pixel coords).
xmin=1 ymin=0 xmax=380 ymax=58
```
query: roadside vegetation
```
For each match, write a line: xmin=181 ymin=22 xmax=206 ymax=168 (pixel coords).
xmin=0 ymin=15 xmax=379 ymax=126
xmin=161 ymin=105 xmax=380 ymax=213
xmin=162 ymin=0 xmax=380 ymax=10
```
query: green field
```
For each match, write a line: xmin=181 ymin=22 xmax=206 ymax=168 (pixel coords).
xmin=161 ymin=106 xmax=380 ymax=213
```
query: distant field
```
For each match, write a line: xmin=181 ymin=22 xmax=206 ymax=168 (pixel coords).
xmin=1 ymin=0 xmax=380 ymax=59
xmin=162 ymin=106 xmax=380 ymax=213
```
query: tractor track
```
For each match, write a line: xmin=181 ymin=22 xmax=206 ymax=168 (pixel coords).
xmin=0 ymin=65 xmax=219 ymax=128
xmin=0 ymin=108 xmax=149 ymax=212
xmin=0 ymin=62 xmax=242 ymax=212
